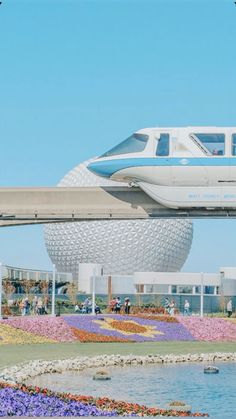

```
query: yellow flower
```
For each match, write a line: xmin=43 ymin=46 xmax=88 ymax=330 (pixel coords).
xmin=0 ymin=324 xmax=55 ymax=345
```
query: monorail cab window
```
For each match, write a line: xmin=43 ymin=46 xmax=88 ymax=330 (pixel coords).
xmin=193 ymin=133 xmax=225 ymax=156
xmin=232 ymin=134 xmax=236 ymax=156
xmin=156 ymin=133 xmax=169 ymax=156
xmin=100 ymin=133 xmax=149 ymax=157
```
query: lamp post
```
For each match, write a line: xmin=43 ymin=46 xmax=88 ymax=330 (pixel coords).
xmin=92 ymin=267 xmax=96 ymax=315
xmin=200 ymin=272 xmax=204 ymax=317
xmin=51 ymin=264 xmax=56 ymax=316
xmin=0 ymin=263 xmax=2 ymax=320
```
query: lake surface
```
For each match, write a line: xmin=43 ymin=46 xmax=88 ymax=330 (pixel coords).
xmin=27 ymin=362 xmax=236 ymax=418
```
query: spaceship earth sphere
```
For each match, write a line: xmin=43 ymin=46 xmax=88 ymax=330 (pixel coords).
xmin=44 ymin=160 xmax=193 ymax=278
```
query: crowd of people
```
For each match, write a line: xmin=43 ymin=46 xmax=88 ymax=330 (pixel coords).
xmin=163 ymin=297 xmax=191 ymax=316
xmin=74 ymin=296 xmax=132 ymax=315
xmin=109 ymin=296 xmax=131 ymax=314
xmin=15 ymin=296 xmax=49 ymax=316
xmin=74 ymin=298 xmax=101 ymax=314
xmin=75 ymin=296 xmax=235 ymax=317
xmin=5 ymin=294 xmax=235 ymax=318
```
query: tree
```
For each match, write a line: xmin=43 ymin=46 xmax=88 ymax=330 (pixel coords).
xmin=22 ymin=279 xmax=36 ymax=297
xmin=2 ymin=280 xmax=15 ymax=300
xmin=219 ymin=294 xmax=226 ymax=314
xmin=39 ymin=280 xmax=49 ymax=299
xmin=66 ymin=282 xmax=78 ymax=305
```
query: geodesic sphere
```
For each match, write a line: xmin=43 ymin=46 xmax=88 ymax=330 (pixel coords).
xmin=44 ymin=160 xmax=193 ymax=277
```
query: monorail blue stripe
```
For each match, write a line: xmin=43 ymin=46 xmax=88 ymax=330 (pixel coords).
xmin=88 ymin=157 xmax=235 ymax=177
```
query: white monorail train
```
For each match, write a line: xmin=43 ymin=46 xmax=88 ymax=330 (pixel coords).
xmin=88 ymin=127 xmax=236 ymax=208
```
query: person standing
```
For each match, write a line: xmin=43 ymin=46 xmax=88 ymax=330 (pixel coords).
xmin=114 ymin=297 xmax=121 ymax=314
xmin=37 ymin=297 xmax=43 ymax=315
xmin=24 ymin=298 xmax=30 ymax=316
xmin=169 ymin=300 xmax=175 ymax=316
xmin=87 ymin=298 xmax=92 ymax=314
xmin=19 ymin=299 xmax=25 ymax=316
xmin=227 ymin=299 xmax=233 ymax=318
xmin=184 ymin=299 xmax=190 ymax=316
xmin=164 ymin=297 xmax=170 ymax=315
xmin=32 ymin=296 xmax=38 ymax=315
xmin=109 ymin=297 xmax=116 ymax=312
xmin=83 ymin=297 xmax=90 ymax=313
xmin=124 ymin=297 xmax=131 ymax=315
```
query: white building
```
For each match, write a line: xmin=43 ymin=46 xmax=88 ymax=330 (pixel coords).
xmin=78 ymin=263 xmax=236 ymax=297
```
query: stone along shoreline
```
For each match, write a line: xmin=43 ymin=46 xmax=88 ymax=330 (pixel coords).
xmin=1 ymin=352 xmax=236 ymax=384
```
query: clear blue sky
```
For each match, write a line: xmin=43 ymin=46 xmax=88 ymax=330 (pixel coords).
xmin=0 ymin=0 xmax=236 ymax=272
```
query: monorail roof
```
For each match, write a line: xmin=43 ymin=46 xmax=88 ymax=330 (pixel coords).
xmin=136 ymin=126 xmax=236 ymax=134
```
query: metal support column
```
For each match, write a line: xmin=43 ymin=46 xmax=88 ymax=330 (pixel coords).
xmin=92 ymin=268 xmax=96 ymax=315
xmin=200 ymin=272 xmax=204 ymax=317
xmin=51 ymin=264 xmax=56 ymax=316
xmin=0 ymin=263 xmax=2 ymax=320
xmin=108 ymin=275 xmax=112 ymax=306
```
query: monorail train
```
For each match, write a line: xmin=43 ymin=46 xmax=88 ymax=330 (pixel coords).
xmin=88 ymin=127 xmax=236 ymax=208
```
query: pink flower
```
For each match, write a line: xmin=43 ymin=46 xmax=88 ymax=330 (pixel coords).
xmin=2 ymin=317 xmax=76 ymax=342
xmin=177 ymin=316 xmax=236 ymax=341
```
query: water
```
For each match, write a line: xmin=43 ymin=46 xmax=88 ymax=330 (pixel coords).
xmin=27 ymin=363 xmax=236 ymax=418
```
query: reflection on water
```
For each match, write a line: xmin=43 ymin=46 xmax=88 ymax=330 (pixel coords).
xmin=27 ymin=363 xmax=236 ymax=418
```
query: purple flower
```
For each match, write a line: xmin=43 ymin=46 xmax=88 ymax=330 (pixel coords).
xmin=0 ymin=388 xmax=118 ymax=416
xmin=63 ymin=315 xmax=195 ymax=342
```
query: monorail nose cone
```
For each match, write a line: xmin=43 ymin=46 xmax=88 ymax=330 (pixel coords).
xmin=87 ymin=160 xmax=112 ymax=178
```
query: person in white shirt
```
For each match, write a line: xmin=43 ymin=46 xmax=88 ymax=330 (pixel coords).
xmin=169 ymin=300 xmax=175 ymax=316
xmin=184 ymin=299 xmax=190 ymax=316
xmin=227 ymin=299 xmax=233 ymax=318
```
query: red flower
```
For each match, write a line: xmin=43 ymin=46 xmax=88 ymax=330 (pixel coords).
xmin=71 ymin=327 xmax=131 ymax=342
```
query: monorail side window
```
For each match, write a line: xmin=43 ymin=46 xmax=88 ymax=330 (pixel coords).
xmin=194 ymin=133 xmax=225 ymax=156
xmin=100 ymin=133 xmax=148 ymax=157
xmin=156 ymin=133 xmax=169 ymax=156
xmin=232 ymin=134 xmax=236 ymax=156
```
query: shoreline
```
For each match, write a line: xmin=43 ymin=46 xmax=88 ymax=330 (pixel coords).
xmin=1 ymin=352 xmax=236 ymax=385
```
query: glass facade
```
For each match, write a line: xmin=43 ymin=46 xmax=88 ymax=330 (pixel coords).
xmin=145 ymin=284 xmax=169 ymax=293
xmin=5 ymin=265 xmax=72 ymax=285
xmin=136 ymin=284 xmax=219 ymax=295
xmin=177 ymin=285 xmax=193 ymax=294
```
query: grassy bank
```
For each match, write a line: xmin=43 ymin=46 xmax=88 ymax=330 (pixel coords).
xmin=0 ymin=341 xmax=236 ymax=369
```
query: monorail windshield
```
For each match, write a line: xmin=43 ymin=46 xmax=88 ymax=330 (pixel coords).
xmin=193 ymin=133 xmax=225 ymax=156
xmin=100 ymin=133 xmax=149 ymax=158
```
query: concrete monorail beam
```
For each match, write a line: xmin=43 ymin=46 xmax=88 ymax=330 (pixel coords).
xmin=0 ymin=186 xmax=235 ymax=226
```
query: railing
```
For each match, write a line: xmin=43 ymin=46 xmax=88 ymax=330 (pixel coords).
xmin=1 ymin=296 xmax=235 ymax=317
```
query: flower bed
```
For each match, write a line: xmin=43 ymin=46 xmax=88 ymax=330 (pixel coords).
xmin=131 ymin=306 xmax=165 ymax=314
xmin=178 ymin=316 xmax=236 ymax=341
xmin=132 ymin=314 xmax=179 ymax=323
xmin=0 ymin=382 xmax=209 ymax=417
xmin=71 ymin=327 xmax=131 ymax=343
xmin=0 ymin=323 xmax=55 ymax=345
xmin=109 ymin=320 xmax=147 ymax=333
xmin=1 ymin=315 xmax=236 ymax=344
xmin=63 ymin=315 xmax=195 ymax=342
xmin=3 ymin=317 xmax=76 ymax=342
xmin=0 ymin=384 xmax=114 ymax=416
